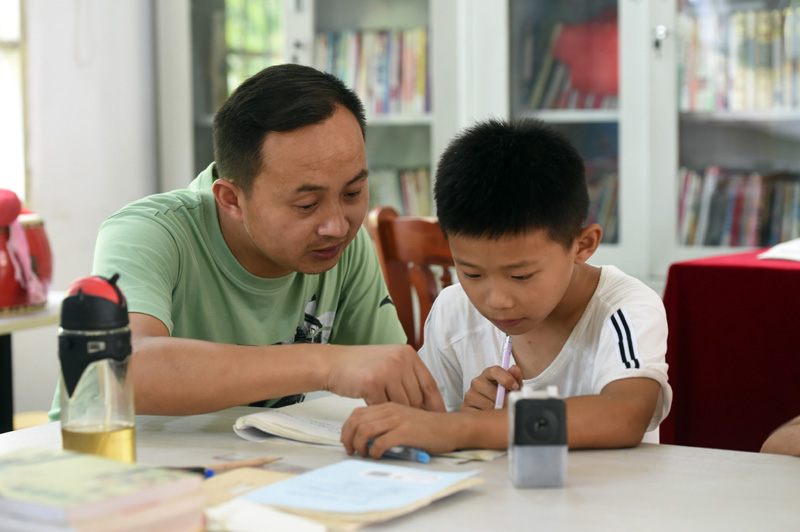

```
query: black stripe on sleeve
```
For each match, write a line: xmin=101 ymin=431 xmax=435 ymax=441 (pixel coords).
xmin=615 ymin=309 xmax=640 ymax=369
xmin=610 ymin=313 xmax=631 ymax=369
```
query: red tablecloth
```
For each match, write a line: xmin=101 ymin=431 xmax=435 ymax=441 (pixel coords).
xmin=661 ymin=249 xmax=800 ymax=452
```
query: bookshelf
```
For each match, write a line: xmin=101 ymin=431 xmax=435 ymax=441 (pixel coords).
xmin=156 ymin=1 xmax=800 ymax=287
xmin=155 ymin=0 xmax=449 ymax=217
xmin=465 ymin=0 xmax=800 ymax=288
xmin=651 ymin=0 xmax=800 ymax=279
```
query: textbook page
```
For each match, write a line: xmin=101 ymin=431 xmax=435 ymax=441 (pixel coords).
xmin=234 ymin=395 xmax=365 ymax=446
xmin=233 ymin=394 xmax=505 ymax=462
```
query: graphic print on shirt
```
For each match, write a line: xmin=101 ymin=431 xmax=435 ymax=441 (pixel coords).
xmin=288 ymin=295 xmax=335 ymax=344
xmin=609 ymin=308 xmax=640 ymax=369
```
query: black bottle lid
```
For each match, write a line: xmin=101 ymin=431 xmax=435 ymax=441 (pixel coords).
xmin=60 ymin=273 xmax=129 ymax=331
xmin=58 ymin=274 xmax=132 ymax=397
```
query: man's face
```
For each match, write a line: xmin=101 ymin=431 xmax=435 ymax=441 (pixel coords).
xmin=233 ymin=106 xmax=369 ymax=277
xmin=448 ymin=230 xmax=577 ymax=336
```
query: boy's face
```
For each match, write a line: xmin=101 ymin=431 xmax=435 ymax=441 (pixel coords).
xmin=449 ymin=230 xmax=578 ymax=336
xmin=229 ymin=106 xmax=369 ymax=278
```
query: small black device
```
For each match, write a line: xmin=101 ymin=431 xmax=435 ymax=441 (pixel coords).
xmin=507 ymin=386 xmax=567 ymax=488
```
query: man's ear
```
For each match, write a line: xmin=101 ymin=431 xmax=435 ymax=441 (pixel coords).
xmin=574 ymin=224 xmax=603 ymax=264
xmin=213 ymin=179 xmax=244 ymax=222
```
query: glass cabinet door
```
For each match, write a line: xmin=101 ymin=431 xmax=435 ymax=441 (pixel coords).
xmin=509 ymin=0 xmax=620 ymax=244
xmin=674 ymin=0 xmax=800 ymax=249
xmin=312 ymin=0 xmax=434 ymax=216
xmin=190 ymin=0 xmax=289 ymax=176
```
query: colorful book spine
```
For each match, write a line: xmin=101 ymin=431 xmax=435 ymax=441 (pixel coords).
xmin=313 ymin=27 xmax=430 ymax=117
xmin=679 ymin=7 xmax=800 ymax=111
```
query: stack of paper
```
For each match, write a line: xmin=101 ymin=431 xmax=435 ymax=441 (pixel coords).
xmin=0 ymin=448 xmax=206 ymax=532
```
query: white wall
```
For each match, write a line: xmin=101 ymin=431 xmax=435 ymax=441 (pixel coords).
xmin=12 ymin=0 xmax=158 ymax=414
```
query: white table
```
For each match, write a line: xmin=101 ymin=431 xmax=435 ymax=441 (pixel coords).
xmin=1 ymin=406 xmax=799 ymax=531
xmin=0 ymin=291 xmax=63 ymax=433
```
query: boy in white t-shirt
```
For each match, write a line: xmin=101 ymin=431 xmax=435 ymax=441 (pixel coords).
xmin=341 ymin=118 xmax=672 ymax=456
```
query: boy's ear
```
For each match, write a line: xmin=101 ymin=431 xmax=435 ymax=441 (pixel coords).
xmin=213 ymin=179 xmax=245 ymax=222
xmin=573 ymin=224 xmax=603 ymax=264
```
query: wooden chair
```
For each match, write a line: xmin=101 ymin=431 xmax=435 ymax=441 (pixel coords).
xmin=366 ymin=206 xmax=455 ymax=350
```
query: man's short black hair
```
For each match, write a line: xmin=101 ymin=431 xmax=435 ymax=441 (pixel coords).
xmin=213 ymin=63 xmax=366 ymax=194
xmin=434 ymin=118 xmax=589 ymax=248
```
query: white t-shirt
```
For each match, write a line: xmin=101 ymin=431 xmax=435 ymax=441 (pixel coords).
xmin=419 ymin=265 xmax=672 ymax=435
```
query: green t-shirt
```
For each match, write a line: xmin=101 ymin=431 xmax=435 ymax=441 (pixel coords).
xmin=50 ymin=163 xmax=405 ymax=420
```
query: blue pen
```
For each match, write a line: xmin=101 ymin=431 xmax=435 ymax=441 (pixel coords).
xmin=367 ymin=440 xmax=430 ymax=463
xmin=171 ymin=466 xmax=216 ymax=478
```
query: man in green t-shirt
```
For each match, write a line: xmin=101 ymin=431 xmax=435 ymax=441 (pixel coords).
xmin=49 ymin=64 xmax=444 ymax=420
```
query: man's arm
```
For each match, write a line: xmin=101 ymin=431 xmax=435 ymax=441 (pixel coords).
xmin=341 ymin=377 xmax=660 ymax=456
xmin=761 ymin=415 xmax=800 ymax=456
xmin=130 ymin=313 xmax=445 ymax=415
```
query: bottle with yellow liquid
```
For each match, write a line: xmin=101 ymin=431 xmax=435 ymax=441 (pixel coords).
xmin=59 ymin=273 xmax=135 ymax=462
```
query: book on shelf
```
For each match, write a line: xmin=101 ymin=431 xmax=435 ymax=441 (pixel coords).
xmin=744 ymin=10 xmax=757 ymax=110
xmin=541 ymin=62 xmax=568 ymax=110
xmin=528 ymin=23 xmax=562 ymax=109
xmin=599 ymin=174 xmax=619 ymax=243
xmin=755 ymin=10 xmax=772 ymax=111
xmin=371 ymin=30 xmax=389 ymax=115
xmin=679 ymin=169 xmax=703 ymax=245
xmin=678 ymin=167 xmax=693 ymax=237
xmin=770 ymin=9 xmax=783 ymax=108
xmin=586 ymin=172 xmax=618 ymax=244
xmin=742 ymin=172 xmax=763 ymax=246
xmin=0 ymin=448 xmax=205 ymax=532
xmin=704 ymin=171 xmax=734 ymax=246
xmin=692 ymin=166 xmax=721 ymax=246
xmin=719 ymin=174 xmax=746 ymax=247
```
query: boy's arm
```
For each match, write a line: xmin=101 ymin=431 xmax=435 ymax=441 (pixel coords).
xmin=761 ymin=415 xmax=800 ymax=456
xmin=564 ymin=377 xmax=660 ymax=448
xmin=341 ymin=376 xmax=660 ymax=455
xmin=129 ymin=313 xmax=445 ymax=415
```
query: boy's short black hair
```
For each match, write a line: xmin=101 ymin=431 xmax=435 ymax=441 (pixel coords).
xmin=434 ymin=118 xmax=589 ymax=248
xmin=213 ymin=63 xmax=366 ymax=194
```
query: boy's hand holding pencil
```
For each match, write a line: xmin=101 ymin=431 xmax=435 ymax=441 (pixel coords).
xmin=460 ymin=366 xmax=523 ymax=412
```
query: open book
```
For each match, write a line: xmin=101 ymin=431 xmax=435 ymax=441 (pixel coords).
xmin=233 ymin=394 xmax=504 ymax=462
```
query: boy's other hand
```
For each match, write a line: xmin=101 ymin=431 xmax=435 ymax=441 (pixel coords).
xmin=341 ymin=403 xmax=461 ymax=457
xmin=326 ymin=344 xmax=446 ymax=412
xmin=460 ymin=365 xmax=523 ymax=411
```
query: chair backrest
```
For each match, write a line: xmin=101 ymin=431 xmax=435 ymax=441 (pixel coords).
xmin=366 ymin=206 xmax=455 ymax=350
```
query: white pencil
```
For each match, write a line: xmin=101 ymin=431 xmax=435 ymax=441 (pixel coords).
xmin=494 ymin=335 xmax=513 ymax=409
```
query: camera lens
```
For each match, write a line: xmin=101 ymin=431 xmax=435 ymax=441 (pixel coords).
xmin=524 ymin=409 xmax=559 ymax=443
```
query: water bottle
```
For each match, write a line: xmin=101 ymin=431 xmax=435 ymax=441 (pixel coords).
xmin=58 ymin=273 xmax=135 ymax=462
